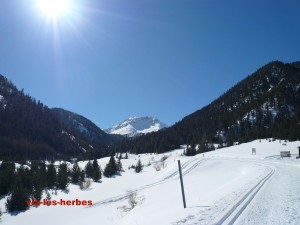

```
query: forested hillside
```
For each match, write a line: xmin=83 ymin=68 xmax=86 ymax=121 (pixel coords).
xmin=111 ymin=61 xmax=300 ymax=154
xmin=0 ymin=75 xmax=120 ymax=161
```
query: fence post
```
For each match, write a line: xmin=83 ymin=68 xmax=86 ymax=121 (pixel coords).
xmin=178 ymin=160 xmax=186 ymax=208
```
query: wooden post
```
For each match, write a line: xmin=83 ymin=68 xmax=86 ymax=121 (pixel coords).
xmin=178 ymin=160 xmax=186 ymax=208
xmin=297 ymin=146 xmax=300 ymax=159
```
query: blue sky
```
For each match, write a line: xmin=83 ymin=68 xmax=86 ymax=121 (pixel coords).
xmin=0 ymin=0 xmax=299 ymax=129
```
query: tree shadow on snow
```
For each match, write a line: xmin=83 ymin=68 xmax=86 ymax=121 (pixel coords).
xmin=8 ymin=209 xmax=27 ymax=216
xmin=61 ymin=189 xmax=70 ymax=194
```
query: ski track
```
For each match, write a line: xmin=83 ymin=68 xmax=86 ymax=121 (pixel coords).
xmin=173 ymin=160 xmax=276 ymax=225
xmin=90 ymin=158 xmax=207 ymax=208
xmin=213 ymin=165 xmax=275 ymax=225
xmin=235 ymin=161 xmax=300 ymax=225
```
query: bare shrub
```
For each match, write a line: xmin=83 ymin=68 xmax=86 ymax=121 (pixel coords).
xmin=161 ymin=155 xmax=169 ymax=168
xmin=153 ymin=163 xmax=162 ymax=171
xmin=161 ymin=155 xmax=169 ymax=161
xmin=80 ymin=179 xmax=91 ymax=190
xmin=118 ymin=190 xmax=145 ymax=212
xmin=128 ymin=190 xmax=138 ymax=209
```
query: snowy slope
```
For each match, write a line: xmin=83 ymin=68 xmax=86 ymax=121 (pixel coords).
xmin=105 ymin=116 xmax=168 ymax=137
xmin=1 ymin=139 xmax=300 ymax=225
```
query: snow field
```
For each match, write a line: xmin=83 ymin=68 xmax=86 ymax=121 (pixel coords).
xmin=1 ymin=139 xmax=300 ymax=225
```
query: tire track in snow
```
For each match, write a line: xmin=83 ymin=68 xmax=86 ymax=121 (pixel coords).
xmin=214 ymin=166 xmax=275 ymax=225
xmin=90 ymin=158 xmax=206 ymax=208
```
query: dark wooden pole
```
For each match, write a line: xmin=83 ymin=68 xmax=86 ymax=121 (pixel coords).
xmin=178 ymin=160 xmax=186 ymax=208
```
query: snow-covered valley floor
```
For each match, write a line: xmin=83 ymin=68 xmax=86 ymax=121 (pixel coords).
xmin=1 ymin=139 xmax=300 ymax=225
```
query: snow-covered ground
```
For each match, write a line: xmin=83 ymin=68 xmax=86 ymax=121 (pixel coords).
xmin=1 ymin=139 xmax=300 ymax=225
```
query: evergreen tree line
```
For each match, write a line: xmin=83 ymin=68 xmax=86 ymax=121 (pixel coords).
xmin=0 ymin=152 xmax=147 ymax=215
xmin=0 ymin=155 xmax=129 ymax=213
xmin=0 ymin=159 xmax=102 ymax=213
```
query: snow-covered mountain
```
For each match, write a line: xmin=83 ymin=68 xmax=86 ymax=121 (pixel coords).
xmin=105 ymin=116 xmax=168 ymax=137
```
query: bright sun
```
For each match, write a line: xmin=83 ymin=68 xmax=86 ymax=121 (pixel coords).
xmin=37 ymin=0 xmax=70 ymax=18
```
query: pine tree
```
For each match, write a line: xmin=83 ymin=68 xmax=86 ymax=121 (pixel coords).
xmin=117 ymin=158 xmax=122 ymax=172
xmin=80 ymin=170 xmax=85 ymax=184
xmin=32 ymin=185 xmax=43 ymax=201
xmin=57 ymin=163 xmax=69 ymax=190
xmin=185 ymin=144 xmax=197 ymax=156
xmin=135 ymin=159 xmax=143 ymax=173
xmin=46 ymin=190 xmax=51 ymax=200
xmin=6 ymin=178 xmax=30 ymax=212
xmin=103 ymin=156 xmax=117 ymax=177
xmin=36 ymin=162 xmax=47 ymax=190
xmin=31 ymin=161 xmax=46 ymax=200
xmin=118 ymin=153 xmax=122 ymax=160
xmin=46 ymin=163 xmax=57 ymax=189
xmin=92 ymin=159 xmax=101 ymax=182
xmin=71 ymin=162 xmax=81 ymax=184
xmin=0 ymin=162 xmax=15 ymax=197
xmin=85 ymin=161 xmax=93 ymax=178
xmin=17 ymin=165 xmax=33 ymax=193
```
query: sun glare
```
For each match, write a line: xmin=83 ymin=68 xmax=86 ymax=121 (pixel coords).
xmin=37 ymin=0 xmax=70 ymax=18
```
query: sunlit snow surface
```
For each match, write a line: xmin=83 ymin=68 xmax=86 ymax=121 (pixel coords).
xmin=1 ymin=139 xmax=300 ymax=225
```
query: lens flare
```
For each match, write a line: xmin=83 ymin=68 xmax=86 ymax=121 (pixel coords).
xmin=37 ymin=0 xmax=70 ymax=18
